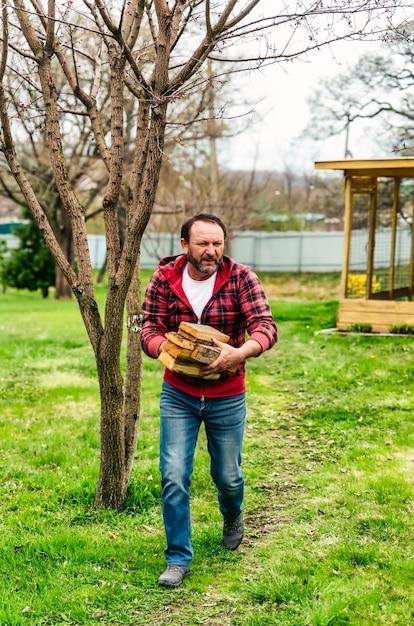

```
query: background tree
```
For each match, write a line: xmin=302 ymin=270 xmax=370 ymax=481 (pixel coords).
xmin=0 ymin=48 xmax=111 ymax=298
xmin=304 ymin=22 xmax=414 ymax=156
xmin=0 ymin=0 xmax=403 ymax=509
xmin=1 ymin=209 xmax=55 ymax=297
xmin=144 ymin=56 xmax=262 ymax=251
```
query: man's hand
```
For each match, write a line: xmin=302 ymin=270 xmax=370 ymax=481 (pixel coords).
xmin=200 ymin=338 xmax=262 ymax=376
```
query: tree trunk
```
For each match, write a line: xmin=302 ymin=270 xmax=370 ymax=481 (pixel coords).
xmin=207 ymin=59 xmax=219 ymax=210
xmin=93 ymin=288 xmax=127 ymax=509
xmin=97 ymin=256 xmax=107 ymax=285
xmin=124 ymin=248 xmax=143 ymax=487
xmin=55 ymin=265 xmax=72 ymax=299
xmin=50 ymin=196 xmax=75 ymax=299
xmin=94 ymin=355 xmax=127 ymax=508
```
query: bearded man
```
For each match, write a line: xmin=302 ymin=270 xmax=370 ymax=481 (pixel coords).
xmin=141 ymin=214 xmax=277 ymax=588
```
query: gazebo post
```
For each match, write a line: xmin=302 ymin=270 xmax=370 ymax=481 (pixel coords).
xmin=389 ymin=177 xmax=399 ymax=299
xmin=409 ymin=191 xmax=414 ymax=301
xmin=365 ymin=181 xmax=377 ymax=299
xmin=341 ymin=175 xmax=353 ymax=299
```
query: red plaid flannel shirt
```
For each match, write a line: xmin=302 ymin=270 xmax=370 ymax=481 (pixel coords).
xmin=141 ymin=254 xmax=277 ymax=398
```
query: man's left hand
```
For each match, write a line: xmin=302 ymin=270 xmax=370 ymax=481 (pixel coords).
xmin=200 ymin=338 xmax=262 ymax=376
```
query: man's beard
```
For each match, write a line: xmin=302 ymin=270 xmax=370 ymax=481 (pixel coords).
xmin=187 ymin=251 xmax=222 ymax=275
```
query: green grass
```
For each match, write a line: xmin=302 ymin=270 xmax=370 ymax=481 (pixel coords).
xmin=0 ymin=278 xmax=414 ymax=625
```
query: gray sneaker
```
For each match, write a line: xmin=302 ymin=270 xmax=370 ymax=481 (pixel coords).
xmin=158 ymin=564 xmax=191 ymax=588
xmin=222 ymin=514 xmax=244 ymax=550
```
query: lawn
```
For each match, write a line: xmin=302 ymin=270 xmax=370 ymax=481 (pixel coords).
xmin=0 ymin=274 xmax=413 ymax=625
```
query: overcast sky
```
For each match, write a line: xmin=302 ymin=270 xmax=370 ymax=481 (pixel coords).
xmin=222 ymin=2 xmax=414 ymax=172
xmin=223 ymin=38 xmax=382 ymax=172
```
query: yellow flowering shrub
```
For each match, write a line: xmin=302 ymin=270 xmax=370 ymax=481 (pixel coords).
xmin=347 ymin=274 xmax=381 ymax=297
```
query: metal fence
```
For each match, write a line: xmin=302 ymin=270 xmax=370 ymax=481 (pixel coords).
xmin=87 ymin=231 xmax=347 ymax=272
xmin=4 ymin=229 xmax=411 ymax=273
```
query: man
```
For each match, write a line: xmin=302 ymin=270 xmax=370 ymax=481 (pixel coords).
xmin=141 ymin=214 xmax=277 ymax=588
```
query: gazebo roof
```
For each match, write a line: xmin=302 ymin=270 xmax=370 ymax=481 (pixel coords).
xmin=315 ymin=158 xmax=414 ymax=178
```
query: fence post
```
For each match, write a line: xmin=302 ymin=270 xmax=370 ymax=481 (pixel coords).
xmin=298 ymin=232 xmax=303 ymax=272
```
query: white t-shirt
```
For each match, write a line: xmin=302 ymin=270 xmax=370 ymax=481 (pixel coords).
xmin=182 ymin=263 xmax=216 ymax=321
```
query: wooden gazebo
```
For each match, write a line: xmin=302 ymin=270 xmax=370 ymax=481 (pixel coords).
xmin=315 ymin=158 xmax=414 ymax=333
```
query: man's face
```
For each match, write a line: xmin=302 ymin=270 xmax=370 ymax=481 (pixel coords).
xmin=181 ymin=220 xmax=225 ymax=279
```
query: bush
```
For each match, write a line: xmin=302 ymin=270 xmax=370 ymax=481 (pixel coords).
xmin=2 ymin=217 xmax=55 ymax=298
xmin=347 ymin=322 xmax=373 ymax=333
xmin=389 ymin=323 xmax=414 ymax=335
xmin=347 ymin=273 xmax=380 ymax=297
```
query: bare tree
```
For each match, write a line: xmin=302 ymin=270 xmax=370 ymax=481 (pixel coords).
xmin=0 ymin=0 xmax=404 ymax=509
xmin=304 ymin=22 xmax=414 ymax=157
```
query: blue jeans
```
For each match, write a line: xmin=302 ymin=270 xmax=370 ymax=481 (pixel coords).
xmin=159 ymin=381 xmax=246 ymax=566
